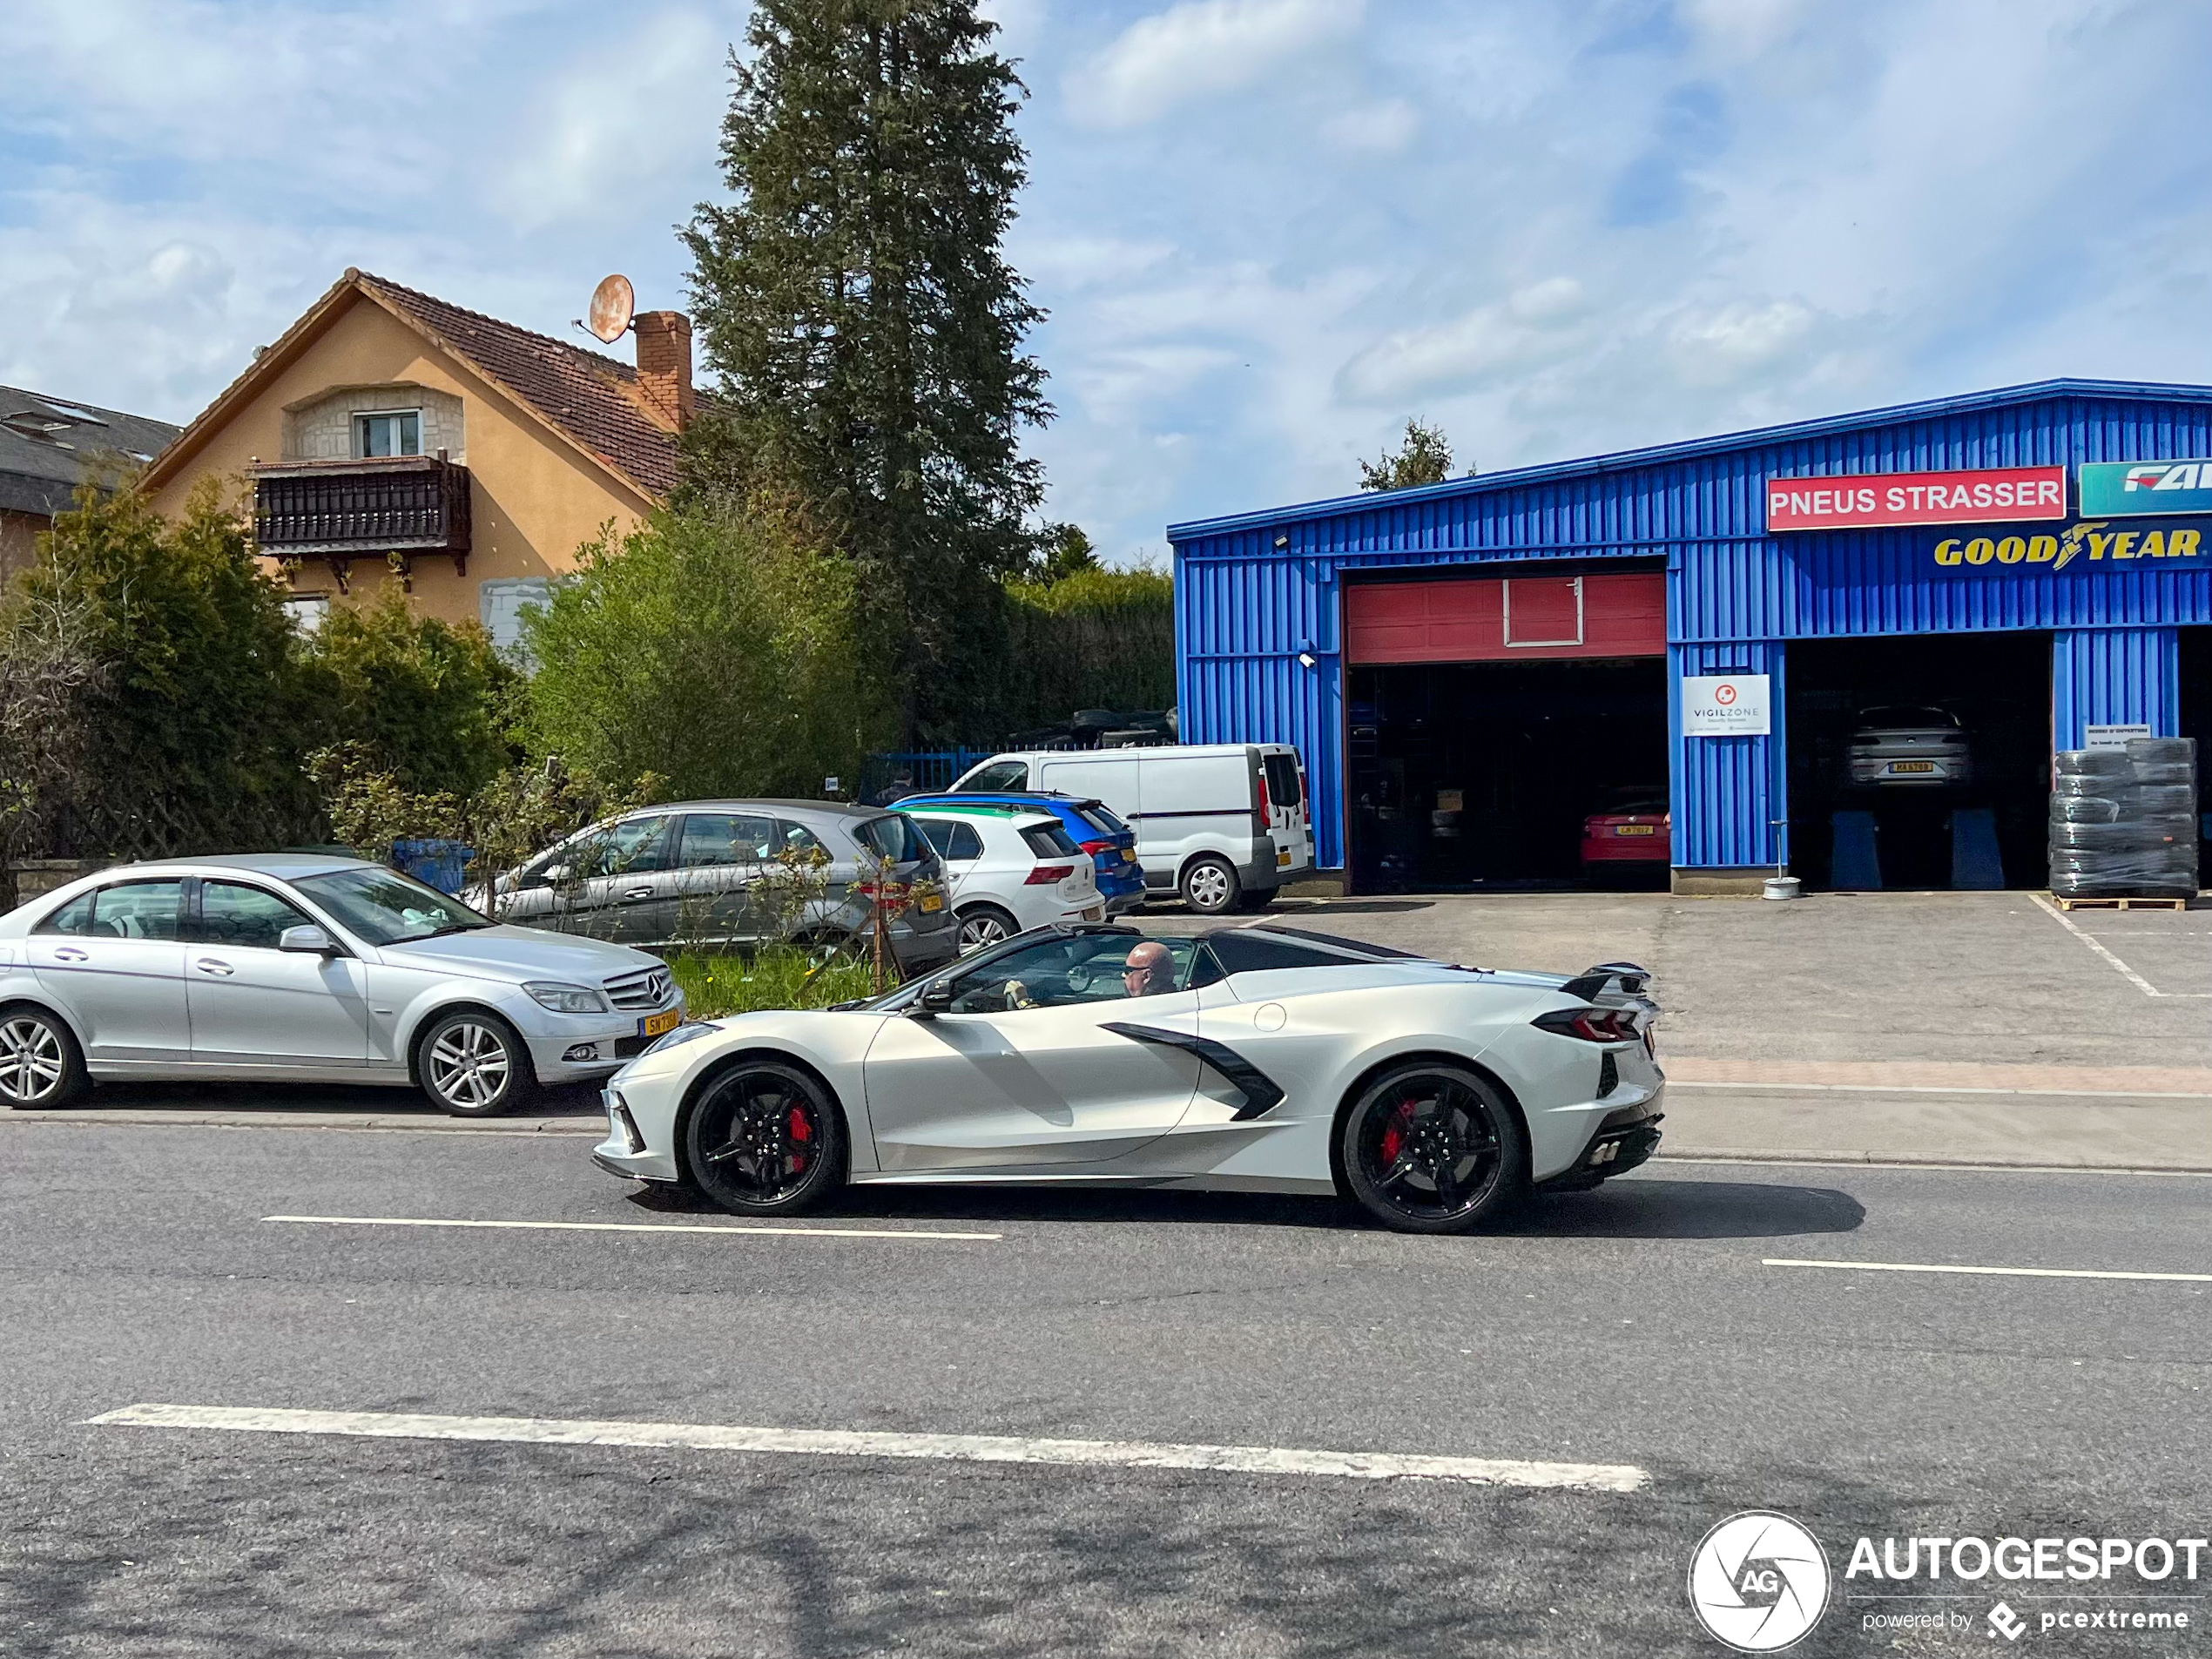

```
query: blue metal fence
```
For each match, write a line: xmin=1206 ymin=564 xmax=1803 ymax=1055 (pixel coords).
xmin=861 ymin=749 xmax=998 ymax=799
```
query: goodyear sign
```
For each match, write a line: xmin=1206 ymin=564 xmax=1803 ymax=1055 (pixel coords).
xmin=2079 ymin=460 xmax=2212 ymax=517
xmin=1930 ymin=520 xmax=2209 ymax=570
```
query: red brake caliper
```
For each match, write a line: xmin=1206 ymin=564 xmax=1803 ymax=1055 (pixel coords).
xmin=788 ymin=1106 xmax=812 ymax=1172
xmin=1379 ymin=1102 xmax=1413 ymax=1167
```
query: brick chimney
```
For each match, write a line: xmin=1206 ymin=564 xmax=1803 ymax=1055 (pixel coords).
xmin=632 ymin=310 xmax=694 ymax=432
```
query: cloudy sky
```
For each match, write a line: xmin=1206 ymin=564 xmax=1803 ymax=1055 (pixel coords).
xmin=4 ymin=0 xmax=2211 ymax=562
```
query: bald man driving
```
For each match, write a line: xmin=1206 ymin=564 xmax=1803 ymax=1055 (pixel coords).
xmin=1122 ymin=940 xmax=1176 ymax=998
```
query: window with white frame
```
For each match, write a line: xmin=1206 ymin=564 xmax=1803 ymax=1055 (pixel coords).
xmin=354 ymin=409 xmax=422 ymax=457
xmin=480 ymin=577 xmax=556 ymax=662
xmin=281 ymin=594 xmax=331 ymax=634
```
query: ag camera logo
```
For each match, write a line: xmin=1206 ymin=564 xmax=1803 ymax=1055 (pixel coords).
xmin=1689 ymin=1512 xmax=1831 ymax=1652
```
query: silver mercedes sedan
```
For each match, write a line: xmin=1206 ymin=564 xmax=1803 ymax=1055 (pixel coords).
xmin=0 ymin=854 xmax=684 ymax=1116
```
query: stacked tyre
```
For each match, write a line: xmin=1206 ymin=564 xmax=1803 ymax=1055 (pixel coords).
xmin=2048 ymin=738 xmax=2199 ymax=899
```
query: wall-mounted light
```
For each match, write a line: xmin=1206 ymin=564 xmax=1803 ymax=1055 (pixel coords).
xmin=1297 ymin=651 xmax=1318 ymax=670
xmin=1273 ymin=532 xmax=1290 ymax=549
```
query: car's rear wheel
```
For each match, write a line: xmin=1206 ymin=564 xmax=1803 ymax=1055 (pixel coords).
xmin=0 ymin=1005 xmax=87 ymax=1110
xmin=417 ymin=1009 xmax=539 ymax=1117
xmin=1180 ymin=855 xmax=1240 ymax=914
xmin=685 ymin=1060 xmax=846 ymax=1216
xmin=1340 ymin=1062 xmax=1527 ymax=1234
xmin=956 ymin=903 xmax=1017 ymax=950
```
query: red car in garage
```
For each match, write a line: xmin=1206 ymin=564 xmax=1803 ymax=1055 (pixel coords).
xmin=1581 ymin=790 xmax=1671 ymax=879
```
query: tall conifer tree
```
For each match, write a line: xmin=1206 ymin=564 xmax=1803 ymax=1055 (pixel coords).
xmin=684 ymin=0 xmax=1049 ymax=741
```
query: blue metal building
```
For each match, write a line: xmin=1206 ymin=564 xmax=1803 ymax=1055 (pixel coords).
xmin=1170 ymin=379 xmax=2212 ymax=891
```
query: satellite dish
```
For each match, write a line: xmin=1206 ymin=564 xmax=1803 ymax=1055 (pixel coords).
xmin=586 ymin=273 xmax=635 ymax=344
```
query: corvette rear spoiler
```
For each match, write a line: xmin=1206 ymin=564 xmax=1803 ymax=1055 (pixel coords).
xmin=1558 ymin=961 xmax=1652 ymax=1001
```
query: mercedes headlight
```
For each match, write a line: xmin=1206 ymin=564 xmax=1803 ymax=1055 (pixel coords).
xmin=524 ymin=981 xmax=609 ymax=1015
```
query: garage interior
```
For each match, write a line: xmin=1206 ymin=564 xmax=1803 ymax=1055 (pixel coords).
xmin=1784 ymin=631 xmax=2053 ymax=890
xmin=1343 ymin=571 xmax=1669 ymax=892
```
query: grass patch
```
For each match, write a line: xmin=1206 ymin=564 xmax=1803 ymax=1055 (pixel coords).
xmin=668 ymin=945 xmax=883 ymax=1020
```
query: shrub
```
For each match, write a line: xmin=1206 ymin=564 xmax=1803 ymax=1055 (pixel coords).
xmin=668 ymin=945 xmax=877 ymax=1019
xmin=523 ymin=505 xmax=890 ymax=799
xmin=999 ymin=559 xmax=1174 ymax=728
xmin=298 ymin=584 xmax=518 ymax=797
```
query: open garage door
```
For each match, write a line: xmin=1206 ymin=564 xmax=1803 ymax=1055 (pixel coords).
xmin=1345 ymin=572 xmax=1668 ymax=890
xmin=1784 ymin=631 xmax=2052 ymax=890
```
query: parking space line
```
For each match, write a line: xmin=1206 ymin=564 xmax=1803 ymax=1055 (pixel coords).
xmin=2029 ymin=894 xmax=2209 ymax=999
xmin=263 ymin=1215 xmax=1001 ymax=1242
xmin=1765 ymin=1257 xmax=2212 ymax=1283
xmin=84 ymin=1403 xmax=1650 ymax=1493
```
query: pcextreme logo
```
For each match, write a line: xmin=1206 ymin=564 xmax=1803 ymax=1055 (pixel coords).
xmin=1688 ymin=1512 xmax=1831 ymax=1652
xmin=1930 ymin=519 xmax=2209 ymax=570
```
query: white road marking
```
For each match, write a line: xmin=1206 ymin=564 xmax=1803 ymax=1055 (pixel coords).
xmin=263 ymin=1215 xmax=1001 ymax=1242
xmin=1765 ymin=1257 xmax=2212 ymax=1284
xmin=1669 ymin=1080 xmax=2212 ymax=1100
xmin=2028 ymin=894 xmax=2209 ymax=999
xmin=1654 ymin=1155 xmax=2212 ymax=1178
xmin=84 ymin=1404 xmax=1650 ymax=1494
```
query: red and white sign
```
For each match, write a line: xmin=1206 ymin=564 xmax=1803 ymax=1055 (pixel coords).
xmin=1765 ymin=467 xmax=2066 ymax=532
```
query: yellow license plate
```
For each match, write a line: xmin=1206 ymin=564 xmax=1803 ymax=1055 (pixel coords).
xmin=1277 ymin=848 xmax=1292 ymax=867
xmin=639 ymin=1008 xmax=681 ymax=1038
xmin=919 ymin=893 xmax=944 ymax=912
xmin=1615 ymin=824 xmax=1656 ymax=836
xmin=1889 ymin=761 xmax=1936 ymax=773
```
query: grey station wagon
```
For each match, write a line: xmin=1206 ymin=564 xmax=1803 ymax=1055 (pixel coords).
xmin=469 ymin=799 xmax=961 ymax=975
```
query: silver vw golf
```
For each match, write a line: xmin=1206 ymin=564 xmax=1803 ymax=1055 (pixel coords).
xmin=0 ymin=854 xmax=685 ymax=1116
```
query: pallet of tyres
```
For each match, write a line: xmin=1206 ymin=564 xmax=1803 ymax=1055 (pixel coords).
xmin=2048 ymin=739 xmax=2198 ymax=899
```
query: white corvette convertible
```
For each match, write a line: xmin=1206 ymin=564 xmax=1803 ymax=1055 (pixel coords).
xmin=593 ymin=924 xmax=1663 ymax=1233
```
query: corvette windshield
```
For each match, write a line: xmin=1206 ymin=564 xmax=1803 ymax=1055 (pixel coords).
xmin=294 ymin=868 xmax=490 ymax=945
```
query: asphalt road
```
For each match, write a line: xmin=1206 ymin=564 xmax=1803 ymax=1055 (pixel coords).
xmin=3 ymin=1123 xmax=2208 ymax=1656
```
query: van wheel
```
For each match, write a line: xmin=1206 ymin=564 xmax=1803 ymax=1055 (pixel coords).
xmin=1180 ymin=856 xmax=1240 ymax=914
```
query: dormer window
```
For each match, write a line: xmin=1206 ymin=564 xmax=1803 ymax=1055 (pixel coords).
xmin=354 ymin=409 xmax=421 ymax=457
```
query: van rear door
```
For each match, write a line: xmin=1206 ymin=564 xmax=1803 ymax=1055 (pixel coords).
xmin=1259 ymin=748 xmax=1312 ymax=875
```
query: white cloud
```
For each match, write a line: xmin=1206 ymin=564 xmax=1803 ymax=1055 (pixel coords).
xmin=1065 ymin=0 xmax=1363 ymax=128
xmin=1337 ymin=278 xmax=1592 ymax=402
xmin=1321 ymin=98 xmax=1417 ymax=155
xmin=496 ymin=10 xmax=729 ymax=233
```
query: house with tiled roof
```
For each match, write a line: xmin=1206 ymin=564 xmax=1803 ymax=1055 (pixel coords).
xmin=1 ymin=387 xmax=181 ymax=585
xmin=140 ymin=268 xmax=698 ymax=647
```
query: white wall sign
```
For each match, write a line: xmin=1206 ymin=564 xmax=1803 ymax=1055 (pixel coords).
xmin=2081 ymin=724 xmax=2152 ymax=752
xmin=1683 ymin=674 xmax=1772 ymax=738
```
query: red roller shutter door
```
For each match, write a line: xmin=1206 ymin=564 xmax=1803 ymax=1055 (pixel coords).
xmin=1345 ymin=572 xmax=1666 ymax=665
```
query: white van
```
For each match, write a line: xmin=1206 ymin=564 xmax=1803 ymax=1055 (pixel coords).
xmin=948 ymin=744 xmax=1312 ymax=914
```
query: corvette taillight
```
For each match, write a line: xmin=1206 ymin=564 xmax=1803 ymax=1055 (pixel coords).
xmin=1533 ymin=1006 xmax=1640 ymax=1043
xmin=1025 ymin=864 xmax=1076 ymax=885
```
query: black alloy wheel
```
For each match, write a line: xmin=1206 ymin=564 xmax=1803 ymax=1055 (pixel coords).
xmin=1340 ymin=1062 xmax=1527 ymax=1234
xmin=685 ymin=1061 xmax=846 ymax=1217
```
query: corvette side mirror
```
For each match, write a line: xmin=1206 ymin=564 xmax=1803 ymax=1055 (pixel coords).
xmin=908 ymin=982 xmax=955 ymax=1019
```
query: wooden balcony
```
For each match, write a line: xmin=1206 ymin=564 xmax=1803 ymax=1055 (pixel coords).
xmin=253 ymin=455 xmax=471 ymax=590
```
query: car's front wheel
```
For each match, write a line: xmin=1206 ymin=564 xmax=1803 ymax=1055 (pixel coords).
xmin=0 ymin=1004 xmax=88 ymax=1110
xmin=1340 ymin=1062 xmax=1527 ymax=1234
xmin=416 ymin=1009 xmax=540 ymax=1117
xmin=685 ymin=1060 xmax=846 ymax=1216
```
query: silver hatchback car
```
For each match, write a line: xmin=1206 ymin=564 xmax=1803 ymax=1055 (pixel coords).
xmin=0 ymin=854 xmax=684 ymax=1116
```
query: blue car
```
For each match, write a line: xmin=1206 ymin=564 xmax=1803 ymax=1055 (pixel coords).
xmin=894 ymin=791 xmax=1145 ymax=914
